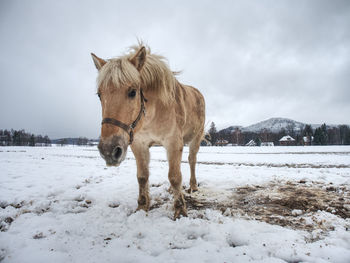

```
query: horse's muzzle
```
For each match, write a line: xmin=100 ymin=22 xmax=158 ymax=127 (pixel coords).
xmin=98 ymin=135 xmax=127 ymax=166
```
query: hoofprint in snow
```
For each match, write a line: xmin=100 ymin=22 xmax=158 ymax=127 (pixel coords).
xmin=0 ymin=146 xmax=350 ymax=263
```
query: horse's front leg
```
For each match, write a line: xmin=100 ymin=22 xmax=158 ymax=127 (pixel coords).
xmin=131 ymin=143 xmax=150 ymax=211
xmin=166 ymin=141 xmax=187 ymax=219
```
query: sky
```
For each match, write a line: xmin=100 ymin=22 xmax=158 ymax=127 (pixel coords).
xmin=0 ymin=0 xmax=349 ymax=139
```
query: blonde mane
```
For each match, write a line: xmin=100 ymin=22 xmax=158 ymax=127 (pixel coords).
xmin=98 ymin=44 xmax=176 ymax=104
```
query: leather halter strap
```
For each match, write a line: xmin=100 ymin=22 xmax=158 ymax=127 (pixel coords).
xmin=101 ymin=89 xmax=147 ymax=144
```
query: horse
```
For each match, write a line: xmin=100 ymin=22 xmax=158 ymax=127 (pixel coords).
xmin=91 ymin=44 xmax=205 ymax=219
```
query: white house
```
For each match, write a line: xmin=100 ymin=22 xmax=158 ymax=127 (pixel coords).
xmin=279 ymin=135 xmax=296 ymax=146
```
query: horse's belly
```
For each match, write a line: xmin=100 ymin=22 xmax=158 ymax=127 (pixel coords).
xmin=183 ymin=127 xmax=198 ymax=144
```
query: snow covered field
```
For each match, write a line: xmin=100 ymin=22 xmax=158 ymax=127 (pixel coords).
xmin=1 ymin=145 xmax=350 ymax=263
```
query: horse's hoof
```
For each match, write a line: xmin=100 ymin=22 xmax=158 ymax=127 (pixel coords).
xmin=136 ymin=204 xmax=149 ymax=212
xmin=187 ymin=186 xmax=198 ymax=194
xmin=137 ymin=195 xmax=150 ymax=212
xmin=174 ymin=207 xmax=187 ymax=220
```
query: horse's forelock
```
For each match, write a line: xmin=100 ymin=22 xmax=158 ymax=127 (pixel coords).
xmin=97 ymin=58 xmax=141 ymax=91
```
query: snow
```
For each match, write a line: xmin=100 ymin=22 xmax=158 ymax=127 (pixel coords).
xmin=1 ymin=145 xmax=350 ymax=262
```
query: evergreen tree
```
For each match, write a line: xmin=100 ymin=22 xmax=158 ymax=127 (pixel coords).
xmin=5 ymin=130 xmax=12 ymax=146
xmin=12 ymin=130 xmax=20 ymax=146
xmin=314 ymin=124 xmax=328 ymax=145
xmin=254 ymin=137 xmax=261 ymax=146
xmin=208 ymin=122 xmax=218 ymax=146
xmin=320 ymin=123 xmax=328 ymax=145
xmin=29 ymin=134 xmax=35 ymax=146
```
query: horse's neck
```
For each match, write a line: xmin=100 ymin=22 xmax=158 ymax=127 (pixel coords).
xmin=138 ymin=90 xmax=177 ymax=137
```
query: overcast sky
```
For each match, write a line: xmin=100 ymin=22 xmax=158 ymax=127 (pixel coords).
xmin=0 ymin=0 xmax=349 ymax=138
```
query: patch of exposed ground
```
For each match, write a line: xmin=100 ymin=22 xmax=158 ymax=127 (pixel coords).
xmin=225 ymin=181 xmax=350 ymax=232
xmin=151 ymin=181 xmax=350 ymax=232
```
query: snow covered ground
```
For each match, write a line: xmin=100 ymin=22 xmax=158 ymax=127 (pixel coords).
xmin=1 ymin=145 xmax=350 ymax=263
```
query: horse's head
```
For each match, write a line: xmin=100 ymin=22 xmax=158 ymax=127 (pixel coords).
xmin=91 ymin=47 xmax=147 ymax=166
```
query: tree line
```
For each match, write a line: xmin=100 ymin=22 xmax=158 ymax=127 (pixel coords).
xmin=55 ymin=137 xmax=91 ymax=146
xmin=207 ymin=122 xmax=350 ymax=146
xmin=0 ymin=129 xmax=51 ymax=146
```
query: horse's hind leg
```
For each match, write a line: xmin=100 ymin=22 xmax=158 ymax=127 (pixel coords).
xmin=166 ymin=140 xmax=187 ymax=219
xmin=188 ymin=135 xmax=201 ymax=193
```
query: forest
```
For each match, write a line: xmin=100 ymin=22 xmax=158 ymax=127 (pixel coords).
xmin=208 ymin=123 xmax=350 ymax=146
xmin=0 ymin=129 xmax=51 ymax=146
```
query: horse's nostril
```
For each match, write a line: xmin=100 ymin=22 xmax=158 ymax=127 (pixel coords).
xmin=112 ymin=146 xmax=123 ymax=161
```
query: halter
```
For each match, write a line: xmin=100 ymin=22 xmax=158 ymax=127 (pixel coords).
xmin=101 ymin=89 xmax=147 ymax=144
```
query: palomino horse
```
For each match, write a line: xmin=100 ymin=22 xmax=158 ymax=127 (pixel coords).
xmin=91 ymin=44 xmax=205 ymax=218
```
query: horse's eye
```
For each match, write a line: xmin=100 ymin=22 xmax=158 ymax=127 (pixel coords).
xmin=97 ymin=93 xmax=101 ymax=100
xmin=128 ymin=89 xmax=137 ymax=98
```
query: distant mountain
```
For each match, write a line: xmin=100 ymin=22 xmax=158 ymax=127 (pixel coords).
xmin=243 ymin=118 xmax=305 ymax=133
xmin=221 ymin=117 xmax=340 ymax=134
xmin=219 ymin=125 xmax=243 ymax=134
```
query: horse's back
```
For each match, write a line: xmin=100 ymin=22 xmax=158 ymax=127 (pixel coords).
xmin=177 ymin=83 xmax=205 ymax=144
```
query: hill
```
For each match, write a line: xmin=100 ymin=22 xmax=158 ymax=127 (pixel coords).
xmin=221 ymin=117 xmax=340 ymax=134
xmin=243 ymin=118 xmax=305 ymax=133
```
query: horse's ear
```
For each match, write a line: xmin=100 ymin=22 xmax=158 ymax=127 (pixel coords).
xmin=91 ymin=53 xmax=107 ymax=70
xmin=129 ymin=46 xmax=146 ymax=71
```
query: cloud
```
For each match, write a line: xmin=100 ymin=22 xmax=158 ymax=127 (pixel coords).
xmin=0 ymin=0 xmax=349 ymax=137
